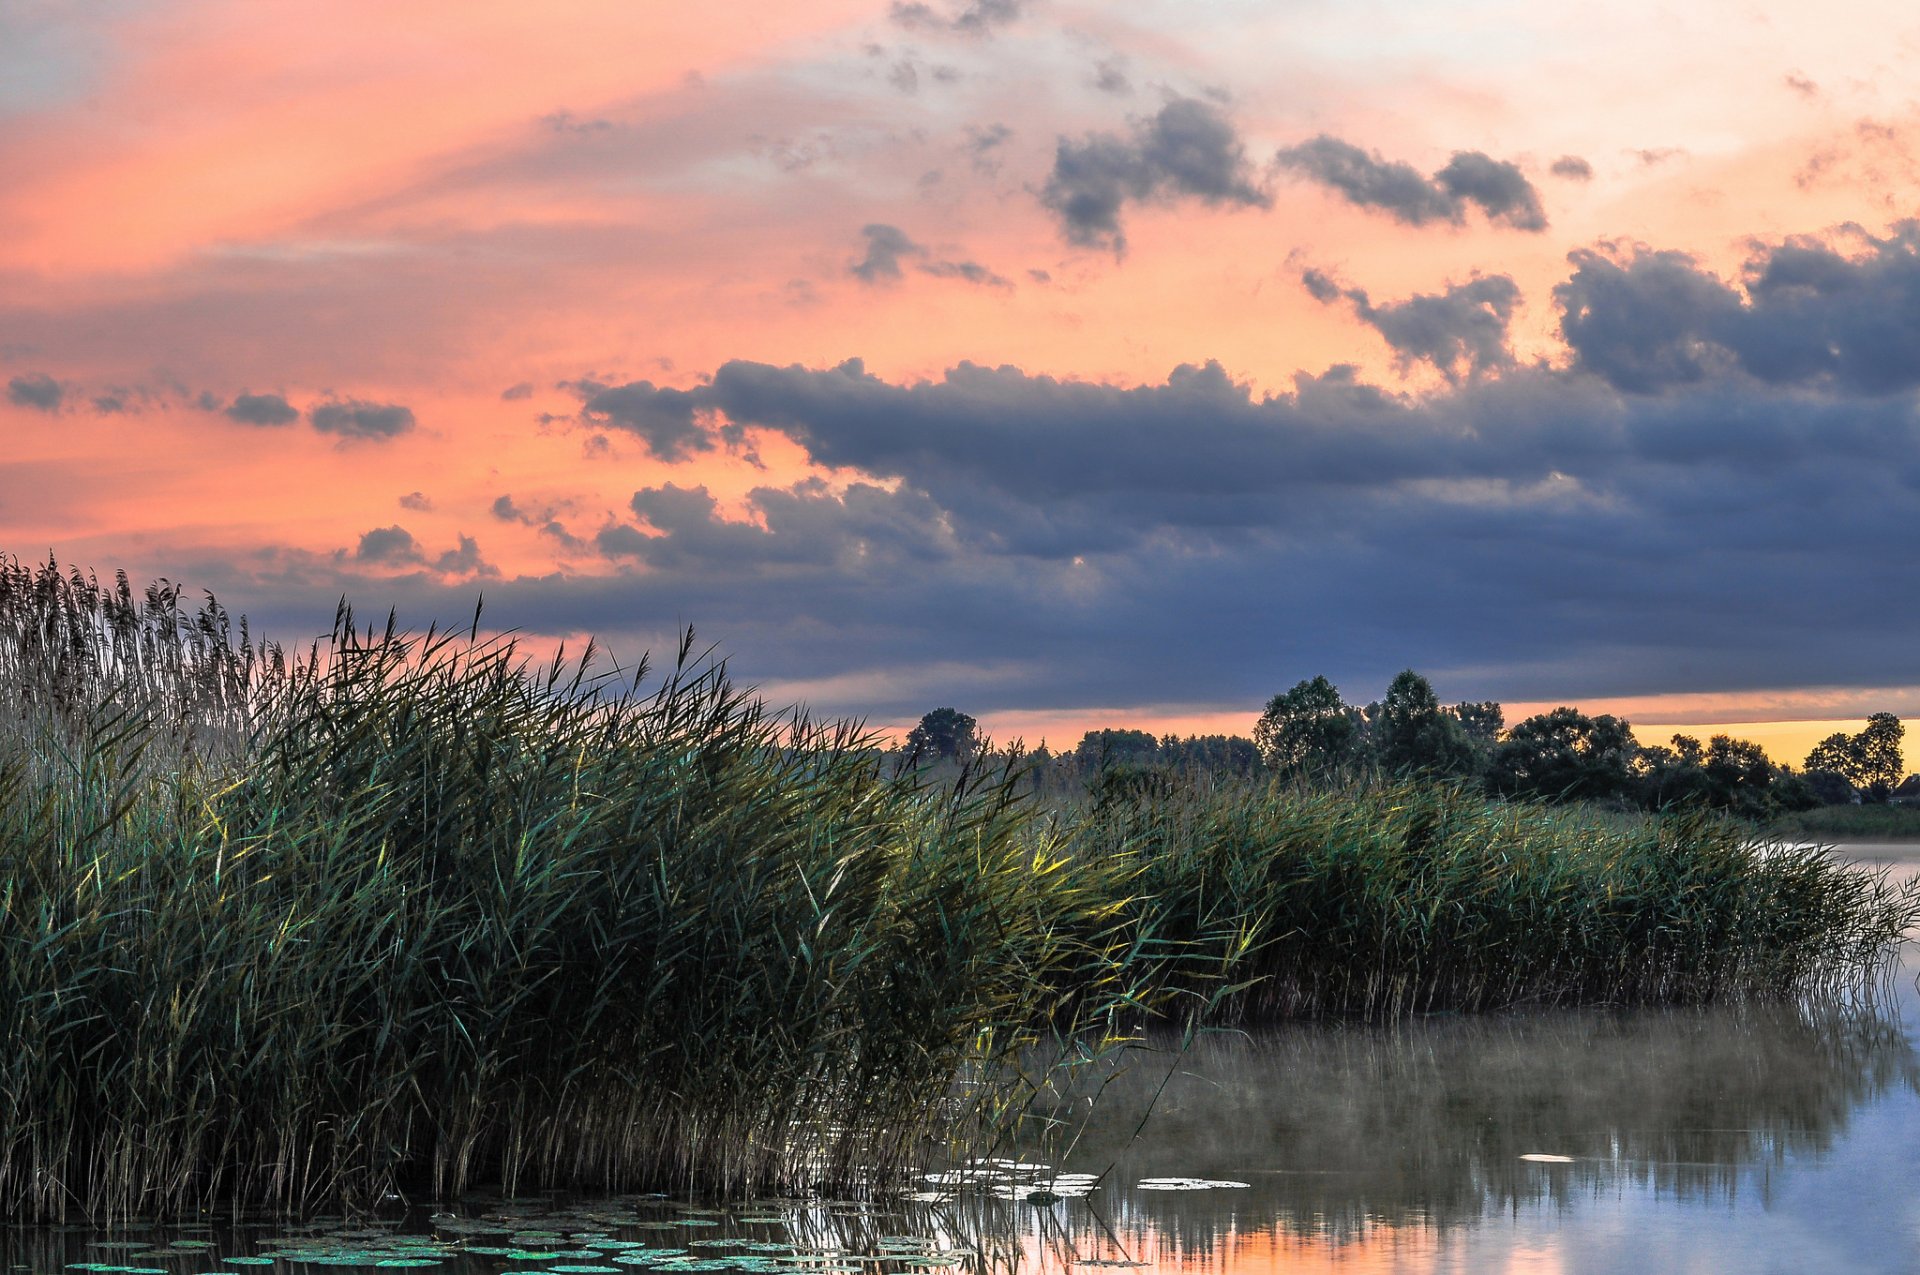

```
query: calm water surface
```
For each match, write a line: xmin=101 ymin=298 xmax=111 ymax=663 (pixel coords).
xmin=7 ymin=846 xmax=1916 ymax=1275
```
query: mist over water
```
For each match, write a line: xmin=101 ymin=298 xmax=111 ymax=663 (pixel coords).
xmin=1012 ymin=843 xmax=1920 ymax=1272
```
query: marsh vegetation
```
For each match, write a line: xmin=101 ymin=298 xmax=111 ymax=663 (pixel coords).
xmin=0 ymin=553 xmax=1914 ymax=1221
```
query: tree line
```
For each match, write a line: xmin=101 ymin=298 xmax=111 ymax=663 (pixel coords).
xmin=900 ymin=674 xmax=1915 ymax=818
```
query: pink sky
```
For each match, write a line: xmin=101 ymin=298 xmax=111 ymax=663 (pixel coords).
xmin=5 ymin=0 xmax=1920 ymax=758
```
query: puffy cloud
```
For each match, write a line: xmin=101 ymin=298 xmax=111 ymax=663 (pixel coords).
xmin=399 ymin=491 xmax=433 ymax=511
xmin=500 ymin=382 xmax=534 ymax=401
xmin=311 ymin=398 xmax=416 ymax=439
xmin=1302 ymin=270 xmax=1521 ymax=382
xmin=1042 ymin=98 xmax=1269 ymax=251
xmin=355 ymin=524 xmax=423 ymax=565
xmin=224 ymin=392 xmax=300 ymax=426
xmin=1276 ymin=135 xmax=1547 ymax=231
xmin=6 ymin=372 xmax=64 ymax=412
xmin=572 ymin=378 xmax=712 ymax=461
xmin=1550 ymin=155 xmax=1594 ymax=180
xmin=1557 ymin=225 xmax=1920 ymax=394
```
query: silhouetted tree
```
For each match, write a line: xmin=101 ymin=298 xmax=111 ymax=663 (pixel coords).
xmin=1376 ymin=670 xmax=1476 ymax=778
xmin=1804 ymin=714 xmax=1904 ymax=801
xmin=1073 ymin=728 xmax=1160 ymax=771
xmin=1255 ymin=676 xmax=1367 ymax=780
xmin=906 ymin=707 xmax=979 ymax=762
xmin=1700 ymin=734 xmax=1779 ymax=819
xmin=1160 ymin=733 xmax=1263 ymax=776
xmin=1488 ymin=707 xmax=1637 ymax=802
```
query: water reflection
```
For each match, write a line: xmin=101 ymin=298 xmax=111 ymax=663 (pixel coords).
xmin=1053 ymin=997 xmax=1918 ymax=1222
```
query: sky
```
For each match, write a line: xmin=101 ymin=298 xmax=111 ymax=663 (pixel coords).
xmin=3 ymin=0 xmax=1919 ymax=758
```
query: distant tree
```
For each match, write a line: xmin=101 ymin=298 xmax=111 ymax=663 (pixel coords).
xmin=1161 ymin=733 xmax=1263 ymax=776
xmin=1488 ymin=707 xmax=1637 ymax=802
xmin=1700 ymin=734 xmax=1779 ymax=819
xmin=1799 ymin=767 xmax=1858 ymax=806
xmin=1452 ymin=701 xmax=1505 ymax=747
xmin=1804 ymin=714 xmax=1904 ymax=801
xmin=1375 ymin=670 xmax=1476 ymax=778
xmin=906 ymin=707 xmax=979 ymax=763
xmin=1254 ymin=676 xmax=1366 ymax=780
xmin=1857 ymin=713 xmax=1905 ymax=800
xmin=1073 ymin=728 xmax=1160 ymax=771
xmin=1633 ymin=734 xmax=1712 ymax=809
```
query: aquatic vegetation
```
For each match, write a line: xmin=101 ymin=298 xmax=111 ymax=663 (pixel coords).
xmin=1084 ymin=777 xmax=1920 ymax=1018
xmin=0 ymin=552 xmax=1912 ymax=1220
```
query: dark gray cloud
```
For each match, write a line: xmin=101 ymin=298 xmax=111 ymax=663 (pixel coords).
xmin=6 ymin=372 xmax=63 ymax=412
xmin=889 ymin=0 xmax=1023 ymax=35
xmin=571 ymin=378 xmax=712 ymax=461
xmin=849 ymin=224 xmax=1011 ymax=288
xmin=1550 ymin=155 xmax=1594 ymax=181
xmin=117 ymin=223 xmax=1920 ymax=728
xmin=432 ymin=534 xmax=496 ymax=577
xmin=355 ymin=525 xmax=423 ymax=565
xmin=491 ymin=494 xmax=580 ymax=552
xmin=1302 ymin=270 xmax=1521 ymax=382
xmin=310 ymin=398 xmax=416 ymax=439
xmin=1557 ymin=226 xmax=1920 ymax=394
xmin=851 ymin=223 xmax=919 ymax=283
xmin=225 ymin=392 xmax=300 ymax=426
xmin=501 ymin=382 xmax=534 ymax=401
xmin=399 ymin=491 xmax=433 ymax=511
xmin=365 ymin=338 xmax=1911 ymax=721
xmin=349 ymin=525 xmax=495 ymax=577
xmin=92 ymin=393 xmax=128 ymax=414
xmin=1434 ymin=152 xmax=1547 ymax=231
xmin=1042 ymin=98 xmax=1269 ymax=251
xmin=1276 ymin=135 xmax=1547 ymax=231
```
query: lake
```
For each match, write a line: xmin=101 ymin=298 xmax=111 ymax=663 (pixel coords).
xmin=6 ymin=845 xmax=1915 ymax=1275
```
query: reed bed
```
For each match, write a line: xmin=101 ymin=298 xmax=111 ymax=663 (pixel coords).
xmin=0 ymin=553 xmax=1913 ymax=1221
xmin=1082 ymin=778 xmax=1919 ymax=1019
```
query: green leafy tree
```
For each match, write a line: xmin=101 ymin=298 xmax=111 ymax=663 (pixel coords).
xmin=1375 ymin=670 xmax=1476 ymax=778
xmin=1254 ymin=676 xmax=1366 ymax=780
xmin=1488 ymin=707 xmax=1637 ymax=802
xmin=906 ymin=707 xmax=979 ymax=763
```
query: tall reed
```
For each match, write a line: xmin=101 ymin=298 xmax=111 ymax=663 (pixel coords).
xmin=1079 ymin=776 xmax=1918 ymax=1019
xmin=0 ymin=558 xmax=1144 ymax=1219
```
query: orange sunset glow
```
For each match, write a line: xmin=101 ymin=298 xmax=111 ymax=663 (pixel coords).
xmin=5 ymin=0 xmax=1920 ymax=756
